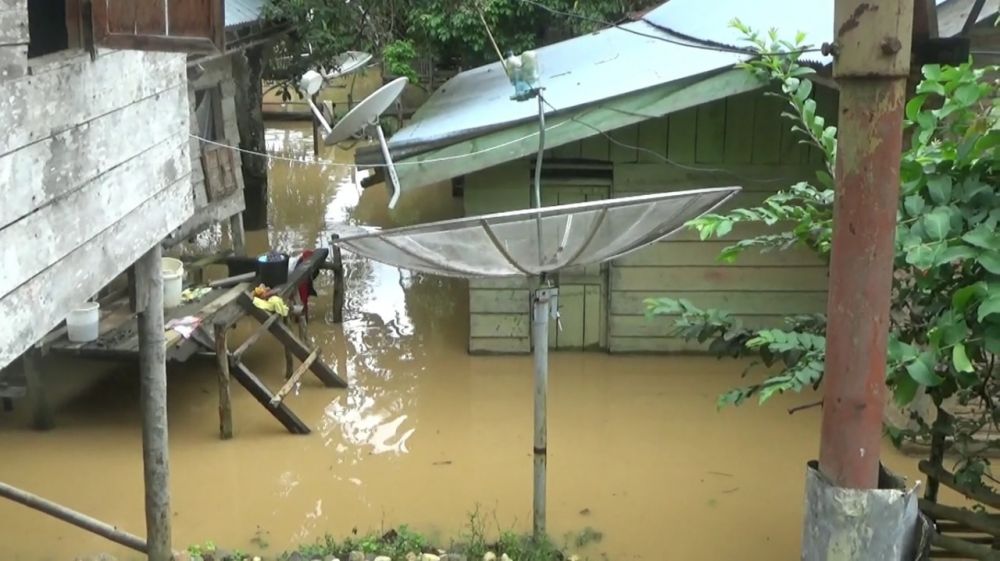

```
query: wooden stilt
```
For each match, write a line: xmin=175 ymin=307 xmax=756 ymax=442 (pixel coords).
xmin=0 ymin=481 xmax=148 ymax=554
xmin=312 ymin=93 xmax=321 ymax=157
xmin=22 ymin=348 xmax=53 ymax=430
xmin=331 ymin=235 xmax=345 ymax=324
xmin=213 ymin=324 xmax=233 ymax=440
xmin=229 ymin=213 xmax=246 ymax=256
xmin=134 ymin=245 xmax=173 ymax=561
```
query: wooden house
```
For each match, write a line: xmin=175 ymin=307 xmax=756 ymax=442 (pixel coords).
xmin=0 ymin=0 xmax=279 ymax=372
xmin=357 ymin=0 xmax=991 ymax=355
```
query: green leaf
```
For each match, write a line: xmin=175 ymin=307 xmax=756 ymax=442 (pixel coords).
xmin=952 ymin=343 xmax=975 ymax=373
xmin=936 ymin=245 xmax=979 ymax=265
xmin=978 ymin=294 xmax=1000 ymax=323
xmin=892 ymin=373 xmax=920 ymax=406
xmin=715 ymin=219 xmax=734 ymax=238
xmin=907 ymin=354 xmax=944 ymax=387
xmin=926 ymin=175 xmax=953 ymax=204
xmin=923 ymin=209 xmax=951 ymax=241
xmin=905 ymin=94 xmax=927 ymax=122
xmin=904 ymin=195 xmax=926 ymax=218
xmin=953 ymin=282 xmax=988 ymax=312
xmin=979 ymin=252 xmax=1000 ymax=274
xmin=954 ymin=83 xmax=982 ymax=106
xmin=906 ymin=244 xmax=937 ymax=269
xmin=962 ymin=225 xmax=1000 ymax=251
xmin=923 ymin=64 xmax=942 ymax=80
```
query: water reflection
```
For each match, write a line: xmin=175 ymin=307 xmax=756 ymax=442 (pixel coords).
xmin=0 ymin=121 xmax=934 ymax=561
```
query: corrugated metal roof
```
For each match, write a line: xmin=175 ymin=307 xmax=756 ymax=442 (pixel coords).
xmin=388 ymin=0 xmax=848 ymax=153
xmin=225 ymin=0 xmax=266 ymax=30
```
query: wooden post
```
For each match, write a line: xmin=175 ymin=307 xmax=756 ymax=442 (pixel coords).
xmin=214 ymin=324 xmax=233 ymax=440
xmin=229 ymin=213 xmax=246 ymax=257
xmin=134 ymin=245 xmax=173 ymax=561
xmin=331 ymin=235 xmax=345 ymax=324
xmin=22 ymin=348 xmax=53 ymax=430
xmin=233 ymin=46 xmax=269 ymax=231
xmin=0 ymin=481 xmax=148 ymax=554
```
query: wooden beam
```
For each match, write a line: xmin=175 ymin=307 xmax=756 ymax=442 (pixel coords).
xmin=331 ymin=235 xmax=345 ymax=324
xmin=228 ymin=360 xmax=310 ymax=434
xmin=0 ymin=481 xmax=147 ymax=554
xmin=919 ymin=460 xmax=1000 ymax=510
xmin=134 ymin=246 xmax=172 ymax=561
xmin=237 ymin=293 xmax=346 ymax=388
xmin=213 ymin=324 xmax=233 ymax=440
xmin=229 ymin=211 xmax=246 ymax=256
xmin=270 ymin=348 xmax=318 ymax=406
xmin=920 ymin=499 xmax=1000 ymax=536
xmin=22 ymin=348 xmax=53 ymax=431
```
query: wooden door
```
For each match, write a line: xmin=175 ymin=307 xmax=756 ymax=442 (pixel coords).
xmin=541 ymin=184 xmax=609 ymax=350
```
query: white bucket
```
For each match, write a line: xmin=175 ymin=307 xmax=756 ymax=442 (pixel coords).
xmin=67 ymin=302 xmax=100 ymax=343
xmin=162 ymin=257 xmax=184 ymax=309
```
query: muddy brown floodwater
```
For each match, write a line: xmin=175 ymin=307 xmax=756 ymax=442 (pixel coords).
xmin=0 ymin=124 xmax=929 ymax=561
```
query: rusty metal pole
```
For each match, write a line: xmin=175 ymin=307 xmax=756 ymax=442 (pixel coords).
xmin=819 ymin=1 xmax=914 ymax=489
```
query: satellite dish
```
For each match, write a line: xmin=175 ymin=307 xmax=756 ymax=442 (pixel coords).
xmin=325 ymin=77 xmax=408 ymax=209
xmin=322 ymin=51 xmax=373 ymax=80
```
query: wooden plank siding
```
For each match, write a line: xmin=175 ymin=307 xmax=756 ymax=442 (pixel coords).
xmin=466 ymin=161 xmax=533 ymax=354
xmin=0 ymin=48 xmax=194 ymax=369
xmin=463 ymin=85 xmax=838 ymax=354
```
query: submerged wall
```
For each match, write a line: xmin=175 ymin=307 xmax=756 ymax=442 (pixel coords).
xmin=464 ymin=87 xmax=837 ymax=354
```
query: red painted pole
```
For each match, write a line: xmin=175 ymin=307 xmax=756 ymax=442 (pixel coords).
xmin=818 ymin=0 xmax=915 ymax=489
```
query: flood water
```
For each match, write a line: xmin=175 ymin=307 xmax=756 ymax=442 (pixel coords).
xmin=0 ymin=124 xmax=929 ymax=560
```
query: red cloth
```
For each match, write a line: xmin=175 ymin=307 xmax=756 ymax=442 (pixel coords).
xmin=297 ymin=249 xmax=316 ymax=314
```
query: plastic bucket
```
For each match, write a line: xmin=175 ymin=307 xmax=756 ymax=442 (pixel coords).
xmin=67 ymin=302 xmax=100 ymax=343
xmin=257 ymin=252 xmax=289 ymax=288
xmin=162 ymin=257 xmax=184 ymax=308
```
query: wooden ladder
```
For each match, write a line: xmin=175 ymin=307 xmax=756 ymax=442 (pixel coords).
xmin=204 ymin=290 xmax=345 ymax=438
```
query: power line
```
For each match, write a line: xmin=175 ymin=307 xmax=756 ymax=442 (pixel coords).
xmin=192 ymin=118 xmax=570 ymax=169
xmin=516 ymin=0 xmax=823 ymax=57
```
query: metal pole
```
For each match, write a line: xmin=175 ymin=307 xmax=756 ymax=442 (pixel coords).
xmin=819 ymin=0 xmax=914 ymax=489
xmin=135 ymin=245 xmax=173 ymax=561
xmin=532 ymin=287 xmax=554 ymax=540
xmin=375 ymin=125 xmax=402 ymax=209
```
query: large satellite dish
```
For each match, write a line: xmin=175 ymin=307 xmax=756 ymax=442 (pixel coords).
xmin=321 ymin=50 xmax=373 ymax=80
xmin=332 ymin=186 xmax=740 ymax=537
xmin=325 ymin=77 xmax=409 ymax=209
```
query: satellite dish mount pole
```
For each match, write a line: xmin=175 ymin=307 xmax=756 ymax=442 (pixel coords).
xmin=532 ymin=285 xmax=556 ymax=541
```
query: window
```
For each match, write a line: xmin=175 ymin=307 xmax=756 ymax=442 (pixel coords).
xmin=194 ymin=86 xmax=225 ymax=141
xmin=27 ymin=0 xmax=81 ymax=59
xmin=91 ymin=0 xmax=225 ymax=53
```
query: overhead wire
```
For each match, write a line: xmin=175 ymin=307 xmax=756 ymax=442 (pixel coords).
xmin=515 ymin=0 xmax=823 ymax=57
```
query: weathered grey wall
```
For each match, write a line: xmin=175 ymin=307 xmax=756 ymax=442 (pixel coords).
xmin=0 ymin=7 xmax=194 ymax=369
xmin=170 ymin=54 xmax=247 ymax=243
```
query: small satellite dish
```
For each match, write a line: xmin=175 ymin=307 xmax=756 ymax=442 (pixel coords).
xmin=325 ymin=77 xmax=409 ymax=209
xmin=322 ymin=51 xmax=373 ymax=80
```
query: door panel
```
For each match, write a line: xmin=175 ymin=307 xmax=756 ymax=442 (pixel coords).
xmin=540 ymin=184 xmax=609 ymax=349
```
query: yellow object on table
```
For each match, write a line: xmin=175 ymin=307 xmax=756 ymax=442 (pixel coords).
xmin=252 ymin=295 xmax=289 ymax=317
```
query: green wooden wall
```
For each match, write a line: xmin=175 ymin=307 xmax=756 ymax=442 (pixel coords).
xmin=464 ymin=86 xmax=838 ymax=354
